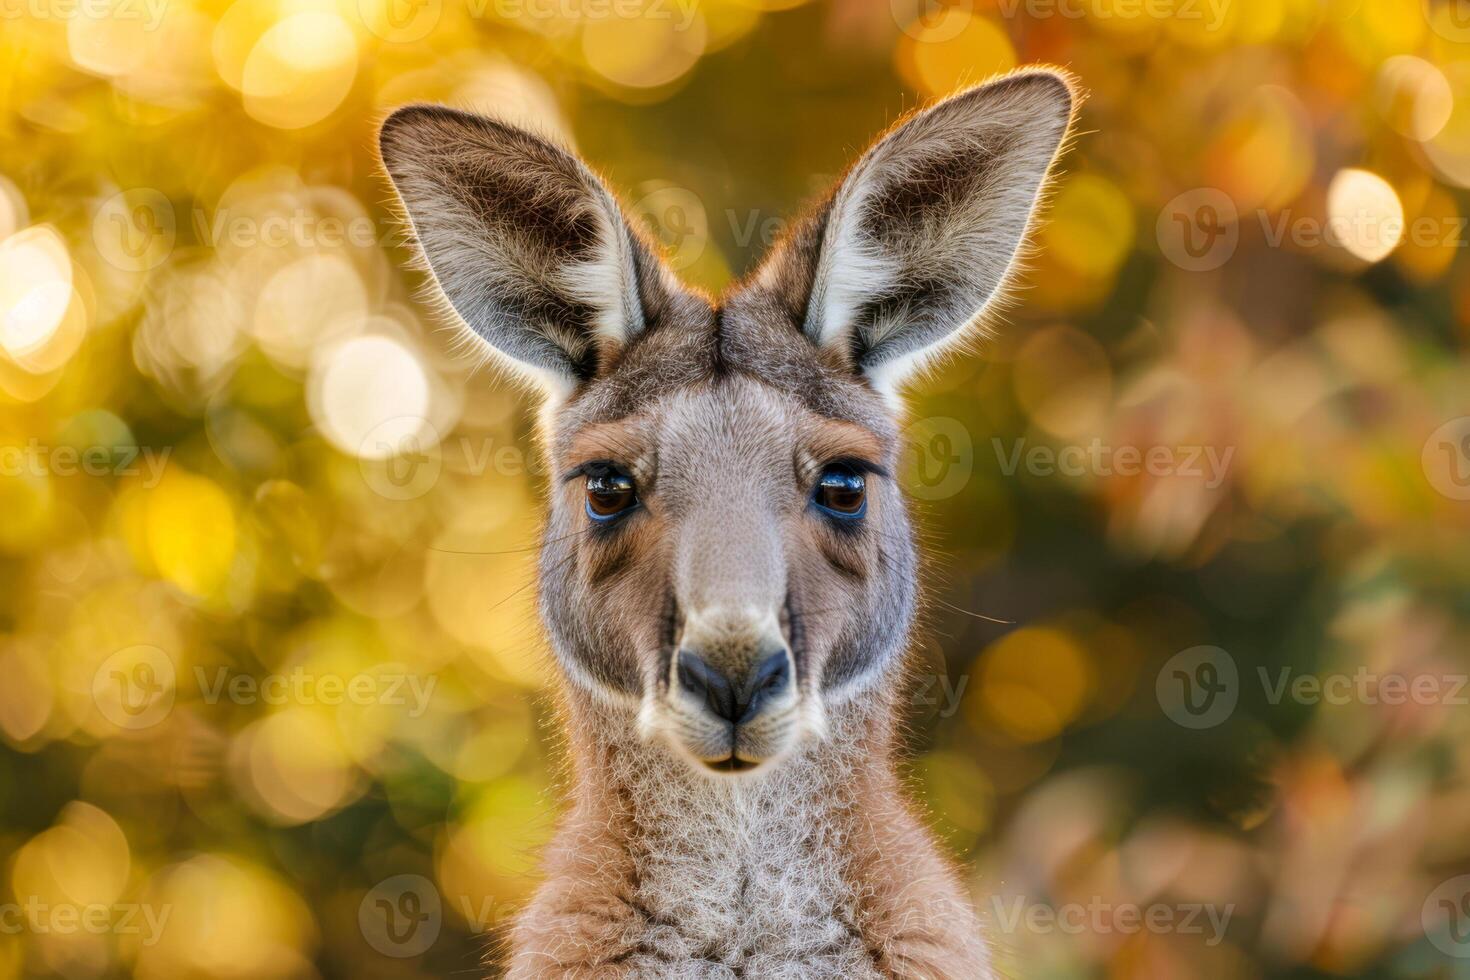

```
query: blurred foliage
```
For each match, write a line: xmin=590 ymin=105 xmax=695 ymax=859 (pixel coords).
xmin=1 ymin=0 xmax=1470 ymax=977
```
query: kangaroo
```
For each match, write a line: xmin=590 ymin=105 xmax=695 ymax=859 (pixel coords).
xmin=379 ymin=67 xmax=1077 ymax=979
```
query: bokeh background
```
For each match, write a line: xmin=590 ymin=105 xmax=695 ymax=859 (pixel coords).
xmin=3 ymin=0 xmax=1470 ymax=976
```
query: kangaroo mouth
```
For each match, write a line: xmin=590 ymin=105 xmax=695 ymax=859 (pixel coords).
xmin=703 ymin=754 xmax=759 ymax=774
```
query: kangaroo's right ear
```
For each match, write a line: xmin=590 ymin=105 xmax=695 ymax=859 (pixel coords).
xmin=379 ymin=105 xmax=669 ymax=399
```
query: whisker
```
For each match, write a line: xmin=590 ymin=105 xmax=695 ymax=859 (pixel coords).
xmin=932 ymin=598 xmax=1014 ymax=625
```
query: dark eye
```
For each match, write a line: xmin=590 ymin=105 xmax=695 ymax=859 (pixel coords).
xmin=585 ymin=470 xmax=638 ymax=522
xmin=813 ymin=464 xmax=867 ymax=519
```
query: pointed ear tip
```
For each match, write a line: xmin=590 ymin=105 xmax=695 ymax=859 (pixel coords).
xmin=960 ymin=65 xmax=1084 ymax=121
xmin=377 ymin=103 xmax=444 ymax=165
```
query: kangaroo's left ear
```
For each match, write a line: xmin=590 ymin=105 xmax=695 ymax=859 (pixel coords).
xmin=754 ymin=69 xmax=1078 ymax=397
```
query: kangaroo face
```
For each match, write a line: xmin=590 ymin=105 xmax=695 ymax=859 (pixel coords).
xmin=537 ymin=328 xmax=915 ymax=772
xmin=380 ymin=70 xmax=1076 ymax=775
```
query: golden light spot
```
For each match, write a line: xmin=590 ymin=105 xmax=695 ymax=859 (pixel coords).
xmin=312 ymin=334 xmax=432 ymax=460
xmin=1376 ymin=56 xmax=1453 ymax=141
xmin=0 ymin=641 xmax=52 ymax=744
xmin=234 ymin=709 xmax=360 ymax=825
xmin=897 ymin=12 xmax=1015 ymax=98
xmin=1393 ymin=184 xmax=1460 ymax=283
xmin=426 ymin=539 xmax=549 ymax=689
xmin=10 ymin=803 xmax=131 ymax=915
xmin=969 ymin=627 xmax=1094 ymax=743
xmin=136 ymin=855 xmax=315 ymax=977
xmin=251 ymin=253 xmax=367 ymax=369
xmin=1044 ymin=174 xmax=1136 ymax=280
xmin=241 ymin=12 xmax=358 ymax=129
xmin=1326 ymin=168 xmax=1404 ymax=263
xmin=1422 ymin=63 xmax=1470 ymax=188
xmin=582 ymin=6 xmax=708 ymax=90
xmin=0 ymin=174 xmax=28 ymax=241
xmin=1013 ymin=324 xmax=1113 ymax=440
xmin=0 ymin=226 xmax=74 ymax=359
xmin=1207 ymin=85 xmax=1314 ymax=211
xmin=145 ymin=470 xmax=237 ymax=597
xmin=66 ymin=0 xmax=153 ymax=78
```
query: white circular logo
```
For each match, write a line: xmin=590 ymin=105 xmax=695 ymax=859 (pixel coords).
xmin=93 ymin=188 xmax=176 ymax=273
xmin=1422 ymin=416 xmax=1470 ymax=501
xmin=359 ymin=874 xmax=442 ymax=958
xmin=902 ymin=416 xmax=974 ymax=501
xmin=632 ymin=186 xmax=708 ymax=272
xmin=358 ymin=417 xmax=443 ymax=501
xmin=891 ymin=0 xmax=973 ymax=40
xmin=1423 ymin=874 xmax=1470 ymax=958
xmin=1424 ymin=0 xmax=1470 ymax=43
xmin=1156 ymin=188 xmax=1239 ymax=272
xmin=1156 ymin=645 xmax=1238 ymax=729
xmin=92 ymin=645 xmax=176 ymax=731
xmin=358 ymin=0 xmax=442 ymax=43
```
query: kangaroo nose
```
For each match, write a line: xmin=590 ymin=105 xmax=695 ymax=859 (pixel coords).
xmin=676 ymin=649 xmax=791 ymax=724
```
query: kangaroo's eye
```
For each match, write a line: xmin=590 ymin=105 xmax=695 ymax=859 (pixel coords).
xmin=585 ymin=470 xmax=638 ymax=522
xmin=813 ymin=464 xmax=867 ymax=519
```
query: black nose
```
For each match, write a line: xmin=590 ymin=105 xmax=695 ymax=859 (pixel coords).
xmin=676 ymin=650 xmax=791 ymax=724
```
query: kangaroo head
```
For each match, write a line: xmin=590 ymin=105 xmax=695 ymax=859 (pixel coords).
xmin=380 ymin=70 xmax=1075 ymax=777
